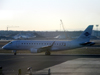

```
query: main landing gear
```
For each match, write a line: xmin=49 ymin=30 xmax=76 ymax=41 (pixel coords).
xmin=45 ymin=50 xmax=51 ymax=55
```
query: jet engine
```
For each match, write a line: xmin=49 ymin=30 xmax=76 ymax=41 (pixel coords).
xmin=30 ymin=48 xmax=42 ymax=53
xmin=30 ymin=48 xmax=38 ymax=53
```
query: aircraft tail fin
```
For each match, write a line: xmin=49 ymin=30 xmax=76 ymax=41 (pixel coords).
xmin=76 ymin=25 xmax=93 ymax=42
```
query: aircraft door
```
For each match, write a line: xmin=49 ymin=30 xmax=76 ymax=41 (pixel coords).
xmin=16 ymin=41 xmax=20 ymax=48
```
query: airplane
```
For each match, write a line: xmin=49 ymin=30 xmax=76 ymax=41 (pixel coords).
xmin=2 ymin=25 xmax=95 ymax=55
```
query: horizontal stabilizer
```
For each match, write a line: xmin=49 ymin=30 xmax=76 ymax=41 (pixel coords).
xmin=80 ymin=42 xmax=95 ymax=46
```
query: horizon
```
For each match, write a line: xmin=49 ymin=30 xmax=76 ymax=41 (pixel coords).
xmin=0 ymin=30 xmax=100 ymax=32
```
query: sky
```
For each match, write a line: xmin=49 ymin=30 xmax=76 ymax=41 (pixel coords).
xmin=0 ymin=0 xmax=100 ymax=31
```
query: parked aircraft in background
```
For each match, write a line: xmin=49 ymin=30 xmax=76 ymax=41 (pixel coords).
xmin=2 ymin=25 xmax=95 ymax=55
xmin=54 ymin=34 xmax=67 ymax=39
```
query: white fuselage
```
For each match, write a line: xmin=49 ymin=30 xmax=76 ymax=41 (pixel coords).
xmin=2 ymin=40 xmax=83 ymax=51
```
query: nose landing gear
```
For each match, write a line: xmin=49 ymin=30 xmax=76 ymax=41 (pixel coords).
xmin=12 ymin=50 xmax=17 ymax=55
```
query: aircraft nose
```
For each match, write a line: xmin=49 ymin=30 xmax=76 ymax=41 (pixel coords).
xmin=2 ymin=45 xmax=6 ymax=49
xmin=2 ymin=45 xmax=9 ymax=50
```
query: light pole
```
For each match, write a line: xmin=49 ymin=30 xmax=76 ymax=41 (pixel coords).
xmin=96 ymin=25 xmax=99 ymax=37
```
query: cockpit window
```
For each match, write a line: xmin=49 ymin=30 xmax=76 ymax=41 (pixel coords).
xmin=9 ymin=42 xmax=12 ymax=44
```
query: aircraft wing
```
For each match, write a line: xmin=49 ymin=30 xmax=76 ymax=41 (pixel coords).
xmin=30 ymin=41 xmax=55 ymax=53
xmin=38 ymin=41 xmax=55 ymax=52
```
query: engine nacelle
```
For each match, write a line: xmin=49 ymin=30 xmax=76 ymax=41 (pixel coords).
xmin=30 ymin=48 xmax=38 ymax=53
xmin=30 ymin=48 xmax=42 ymax=53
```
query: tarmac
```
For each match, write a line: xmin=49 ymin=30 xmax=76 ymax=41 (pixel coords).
xmin=33 ymin=57 xmax=100 ymax=75
xmin=0 ymin=54 xmax=100 ymax=75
